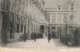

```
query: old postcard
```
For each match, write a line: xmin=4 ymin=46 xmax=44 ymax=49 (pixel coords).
xmin=0 ymin=0 xmax=80 ymax=52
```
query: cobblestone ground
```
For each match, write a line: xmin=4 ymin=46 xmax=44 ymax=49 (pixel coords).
xmin=0 ymin=38 xmax=80 ymax=52
xmin=6 ymin=38 xmax=68 ymax=48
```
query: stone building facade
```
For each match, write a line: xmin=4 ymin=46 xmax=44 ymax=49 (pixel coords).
xmin=45 ymin=8 xmax=66 ymax=36
xmin=45 ymin=0 xmax=80 ymax=37
xmin=0 ymin=0 xmax=48 ymax=44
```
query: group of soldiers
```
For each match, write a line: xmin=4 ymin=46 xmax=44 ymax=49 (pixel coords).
xmin=21 ymin=31 xmax=56 ymax=43
xmin=48 ymin=31 xmax=56 ymax=43
xmin=21 ymin=32 xmax=39 ymax=42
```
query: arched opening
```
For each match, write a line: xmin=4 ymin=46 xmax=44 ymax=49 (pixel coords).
xmin=40 ymin=25 xmax=44 ymax=33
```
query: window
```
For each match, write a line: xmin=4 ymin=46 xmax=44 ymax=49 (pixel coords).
xmin=71 ymin=3 xmax=74 ymax=10
xmin=21 ymin=25 xmax=23 ymax=32
xmin=52 ymin=27 xmax=55 ymax=30
xmin=10 ymin=23 xmax=14 ymax=39
xmin=24 ymin=25 xmax=26 ymax=32
xmin=52 ymin=18 xmax=55 ymax=23
xmin=17 ymin=24 xmax=19 ymax=32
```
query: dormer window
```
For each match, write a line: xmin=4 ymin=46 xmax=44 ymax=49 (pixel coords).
xmin=71 ymin=3 xmax=74 ymax=10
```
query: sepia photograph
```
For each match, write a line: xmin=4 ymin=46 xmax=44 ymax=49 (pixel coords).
xmin=0 ymin=0 xmax=80 ymax=52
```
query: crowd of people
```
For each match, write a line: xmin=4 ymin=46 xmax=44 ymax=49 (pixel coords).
xmin=20 ymin=31 xmax=56 ymax=43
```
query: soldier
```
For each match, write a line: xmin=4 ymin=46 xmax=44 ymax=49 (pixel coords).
xmin=48 ymin=32 xmax=51 ymax=43
xmin=23 ymin=32 xmax=27 ymax=42
xmin=74 ymin=28 xmax=79 ymax=46
xmin=33 ymin=32 xmax=37 ymax=42
xmin=52 ymin=31 xmax=56 ymax=38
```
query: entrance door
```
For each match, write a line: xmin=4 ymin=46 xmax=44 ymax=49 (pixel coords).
xmin=40 ymin=25 xmax=45 ymax=38
xmin=40 ymin=25 xmax=44 ymax=33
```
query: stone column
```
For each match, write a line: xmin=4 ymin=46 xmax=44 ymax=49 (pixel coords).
xmin=0 ymin=14 xmax=2 ymax=44
xmin=1 ymin=0 xmax=10 ymax=44
xmin=27 ymin=19 xmax=32 ymax=39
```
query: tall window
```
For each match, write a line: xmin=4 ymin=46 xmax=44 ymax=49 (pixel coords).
xmin=10 ymin=22 xmax=14 ymax=38
xmin=24 ymin=25 xmax=26 ymax=32
xmin=21 ymin=25 xmax=23 ymax=32
xmin=17 ymin=24 xmax=19 ymax=33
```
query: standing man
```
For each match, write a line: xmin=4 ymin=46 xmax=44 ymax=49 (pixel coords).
xmin=52 ymin=31 xmax=56 ymax=38
xmin=74 ymin=28 xmax=79 ymax=46
xmin=48 ymin=32 xmax=51 ymax=43
xmin=33 ymin=32 xmax=37 ymax=42
xmin=23 ymin=32 xmax=27 ymax=42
